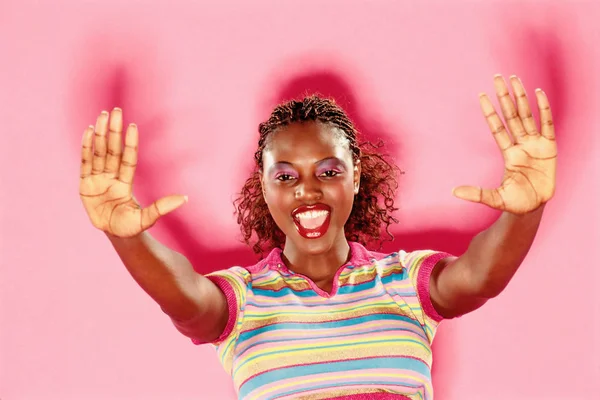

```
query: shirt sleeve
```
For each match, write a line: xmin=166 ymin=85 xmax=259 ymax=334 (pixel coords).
xmin=171 ymin=266 xmax=250 ymax=353
xmin=203 ymin=266 xmax=251 ymax=375
xmin=398 ymin=250 xmax=453 ymax=341
xmin=203 ymin=266 xmax=251 ymax=345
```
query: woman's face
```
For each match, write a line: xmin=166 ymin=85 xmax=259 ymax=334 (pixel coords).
xmin=261 ymin=121 xmax=360 ymax=256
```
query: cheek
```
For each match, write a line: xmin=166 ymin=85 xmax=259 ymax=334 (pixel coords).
xmin=324 ymin=179 xmax=356 ymax=208
xmin=264 ymin=184 xmax=293 ymax=214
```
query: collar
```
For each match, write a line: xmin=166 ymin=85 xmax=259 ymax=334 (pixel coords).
xmin=258 ymin=241 xmax=379 ymax=272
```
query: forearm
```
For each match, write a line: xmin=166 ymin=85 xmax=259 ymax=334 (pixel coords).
xmin=106 ymin=231 xmax=203 ymax=321
xmin=463 ymin=204 xmax=546 ymax=298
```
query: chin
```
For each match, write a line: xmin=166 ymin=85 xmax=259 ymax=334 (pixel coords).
xmin=286 ymin=228 xmax=344 ymax=256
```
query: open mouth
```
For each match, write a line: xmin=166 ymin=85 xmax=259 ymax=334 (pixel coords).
xmin=292 ymin=204 xmax=331 ymax=239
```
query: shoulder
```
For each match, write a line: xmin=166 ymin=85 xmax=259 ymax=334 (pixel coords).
xmin=349 ymin=242 xmax=451 ymax=274
xmin=207 ymin=246 xmax=284 ymax=282
xmin=348 ymin=242 xmax=403 ymax=277
xmin=397 ymin=249 xmax=454 ymax=273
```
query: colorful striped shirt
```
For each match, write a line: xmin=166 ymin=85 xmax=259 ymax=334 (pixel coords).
xmin=194 ymin=242 xmax=451 ymax=400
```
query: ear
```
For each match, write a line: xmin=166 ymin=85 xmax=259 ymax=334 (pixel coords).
xmin=353 ymin=159 xmax=361 ymax=195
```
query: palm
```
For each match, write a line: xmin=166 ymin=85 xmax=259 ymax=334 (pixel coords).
xmin=79 ymin=109 xmax=187 ymax=237
xmin=454 ymin=75 xmax=557 ymax=214
xmin=498 ymin=135 xmax=556 ymax=214
xmin=80 ymin=174 xmax=144 ymax=237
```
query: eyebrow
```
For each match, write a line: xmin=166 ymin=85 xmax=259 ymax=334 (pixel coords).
xmin=271 ymin=157 xmax=345 ymax=169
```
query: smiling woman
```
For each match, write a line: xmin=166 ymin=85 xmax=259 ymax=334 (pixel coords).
xmin=235 ymin=96 xmax=400 ymax=257
xmin=79 ymin=75 xmax=556 ymax=400
xmin=253 ymin=121 xmax=359 ymax=254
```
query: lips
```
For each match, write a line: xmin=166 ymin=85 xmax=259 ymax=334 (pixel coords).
xmin=291 ymin=204 xmax=331 ymax=239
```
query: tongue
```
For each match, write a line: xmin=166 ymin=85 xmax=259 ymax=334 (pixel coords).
xmin=299 ymin=215 xmax=328 ymax=229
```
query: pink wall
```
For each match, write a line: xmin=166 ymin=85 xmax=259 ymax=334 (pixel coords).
xmin=1 ymin=0 xmax=599 ymax=398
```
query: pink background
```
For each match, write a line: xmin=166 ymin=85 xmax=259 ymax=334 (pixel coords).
xmin=1 ymin=0 xmax=599 ymax=399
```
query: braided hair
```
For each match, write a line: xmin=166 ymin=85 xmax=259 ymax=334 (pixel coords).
xmin=235 ymin=95 xmax=400 ymax=255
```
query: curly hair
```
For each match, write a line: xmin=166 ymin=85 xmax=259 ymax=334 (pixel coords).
xmin=234 ymin=95 xmax=401 ymax=256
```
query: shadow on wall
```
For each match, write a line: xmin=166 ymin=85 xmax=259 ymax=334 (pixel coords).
xmin=69 ymin=20 xmax=576 ymax=397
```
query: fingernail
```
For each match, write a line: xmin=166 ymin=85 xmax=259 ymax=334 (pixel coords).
xmin=113 ymin=107 xmax=122 ymax=112
xmin=101 ymin=110 xmax=109 ymax=116
xmin=184 ymin=196 xmax=189 ymax=202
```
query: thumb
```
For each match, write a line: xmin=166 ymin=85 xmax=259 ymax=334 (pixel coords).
xmin=452 ymin=185 xmax=483 ymax=203
xmin=453 ymin=185 xmax=504 ymax=209
xmin=142 ymin=195 xmax=188 ymax=229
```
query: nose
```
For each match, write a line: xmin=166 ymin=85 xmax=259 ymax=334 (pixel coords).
xmin=295 ymin=178 xmax=323 ymax=202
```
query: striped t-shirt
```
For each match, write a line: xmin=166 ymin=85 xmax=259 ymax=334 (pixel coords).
xmin=194 ymin=242 xmax=451 ymax=400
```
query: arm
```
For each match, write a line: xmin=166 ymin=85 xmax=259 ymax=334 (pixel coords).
xmin=79 ymin=108 xmax=228 ymax=343
xmin=430 ymin=75 xmax=557 ymax=318
xmin=107 ymin=231 xmax=228 ymax=342
xmin=431 ymin=205 xmax=544 ymax=318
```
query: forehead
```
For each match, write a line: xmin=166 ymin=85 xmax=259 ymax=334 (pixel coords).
xmin=263 ymin=122 xmax=351 ymax=166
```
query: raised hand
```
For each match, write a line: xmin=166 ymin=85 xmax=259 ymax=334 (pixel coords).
xmin=79 ymin=109 xmax=187 ymax=237
xmin=453 ymin=75 xmax=557 ymax=214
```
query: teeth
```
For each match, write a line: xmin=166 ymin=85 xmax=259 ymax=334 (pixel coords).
xmin=296 ymin=210 xmax=329 ymax=220
xmin=295 ymin=209 xmax=330 ymax=231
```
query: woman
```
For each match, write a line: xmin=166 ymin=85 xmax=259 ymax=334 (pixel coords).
xmin=79 ymin=74 xmax=556 ymax=400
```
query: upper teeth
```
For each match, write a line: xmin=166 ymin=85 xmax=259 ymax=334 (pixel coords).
xmin=296 ymin=210 xmax=329 ymax=219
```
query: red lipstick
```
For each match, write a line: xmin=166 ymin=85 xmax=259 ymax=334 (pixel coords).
xmin=291 ymin=204 xmax=331 ymax=239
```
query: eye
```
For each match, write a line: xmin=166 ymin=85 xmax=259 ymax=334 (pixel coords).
xmin=276 ymin=174 xmax=296 ymax=182
xmin=320 ymin=170 xmax=340 ymax=178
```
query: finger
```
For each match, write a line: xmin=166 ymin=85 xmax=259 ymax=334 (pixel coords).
xmin=80 ymin=125 xmax=94 ymax=178
xmin=453 ymin=185 xmax=506 ymax=210
xmin=479 ymin=93 xmax=512 ymax=151
xmin=141 ymin=195 xmax=188 ymax=230
xmin=511 ymin=77 xmax=538 ymax=136
xmin=105 ymin=108 xmax=123 ymax=176
xmin=536 ymin=89 xmax=555 ymax=140
xmin=118 ymin=124 xmax=139 ymax=185
xmin=494 ymin=75 xmax=526 ymax=141
xmin=92 ymin=111 xmax=109 ymax=174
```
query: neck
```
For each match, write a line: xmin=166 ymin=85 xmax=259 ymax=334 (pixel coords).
xmin=282 ymin=233 xmax=351 ymax=282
